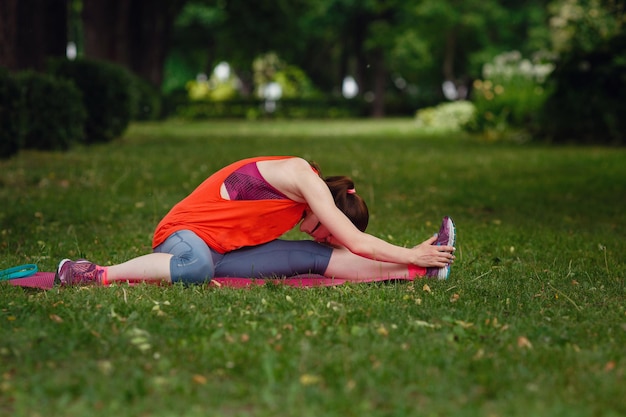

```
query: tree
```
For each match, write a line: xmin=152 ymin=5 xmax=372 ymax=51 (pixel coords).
xmin=0 ymin=0 xmax=18 ymax=69
xmin=399 ymin=0 xmax=552 ymax=97
xmin=298 ymin=0 xmax=402 ymax=117
xmin=298 ymin=0 xmax=552 ymax=115
xmin=538 ymin=0 xmax=626 ymax=144
xmin=165 ymin=0 xmax=554 ymax=116
xmin=167 ymin=0 xmax=312 ymax=95
xmin=0 ymin=0 xmax=67 ymax=72
xmin=81 ymin=0 xmax=187 ymax=86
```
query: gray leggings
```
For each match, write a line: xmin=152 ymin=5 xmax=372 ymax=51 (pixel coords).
xmin=153 ymin=230 xmax=333 ymax=284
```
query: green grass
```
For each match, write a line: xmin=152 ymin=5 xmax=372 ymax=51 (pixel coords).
xmin=1 ymin=119 xmax=625 ymax=417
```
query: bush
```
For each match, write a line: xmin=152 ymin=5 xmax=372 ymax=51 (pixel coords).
xmin=0 ymin=67 xmax=23 ymax=159
xmin=175 ymin=97 xmax=367 ymax=120
xmin=186 ymin=76 xmax=239 ymax=102
xmin=15 ymin=71 xmax=86 ymax=151
xmin=131 ymin=76 xmax=162 ymax=121
xmin=539 ymin=32 xmax=626 ymax=145
xmin=466 ymin=51 xmax=554 ymax=140
xmin=48 ymin=58 xmax=135 ymax=143
xmin=415 ymin=101 xmax=476 ymax=131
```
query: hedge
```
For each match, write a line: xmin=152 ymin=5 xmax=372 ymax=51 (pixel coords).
xmin=540 ymin=32 xmax=626 ymax=145
xmin=48 ymin=58 xmax=135 ymax=143
xmin=0 ymin=67 xmax=23 ymax=159
xmin=16 ymin=71 xmax=86 ymax=151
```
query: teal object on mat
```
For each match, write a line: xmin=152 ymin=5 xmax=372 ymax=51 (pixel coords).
xmin=0 ymin=264 xmax=38 ymax=281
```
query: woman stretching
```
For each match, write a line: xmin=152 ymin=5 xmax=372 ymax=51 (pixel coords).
xmin=57 ymin=156 xmax=456 ymax=286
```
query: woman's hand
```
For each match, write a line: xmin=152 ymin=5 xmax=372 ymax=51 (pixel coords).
xmin=410 ymin=236 xmax=455 ymax=268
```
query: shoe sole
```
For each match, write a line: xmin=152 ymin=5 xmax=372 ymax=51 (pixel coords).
xmin=444 ymin=217 xmax=456 ymax=249
xmin=437 ymin=217 xmax=456 ymax=280
xmin=55 ymin=258 xmax=71 ymax=285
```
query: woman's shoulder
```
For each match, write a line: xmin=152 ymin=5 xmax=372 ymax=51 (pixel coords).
xmin=257 ymin=157 xmax=319 ymax=202
xmin=259 ymin=156 xmax=310 ymax=170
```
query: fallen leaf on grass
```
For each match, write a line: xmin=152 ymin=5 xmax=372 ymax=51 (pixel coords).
xmin=326 ymin=301 xmax=344 ymax=311
xmin=49 ymin=314 xmax=63 ymax=323
xmin=193 ymin=374 xmax=207 ymax=385
xmin=422 ymin=284 xmax=431 ymax=293
xmin=128 ymin=328 xmax=151 ymax=352
xmin=473 ymin=348 xmax=485 ymax=360
xmin=454 ymin=320 xmax=473 ymax=329
xmin=517 ymin=336 xmax=533 ymax=349
xmin=97 ymin=360 xmax=113 ymax=376
xmin=299 ymin=374 xmax=321 ymax=386
xmin=413 ymin=320 xmax=438 ymax=329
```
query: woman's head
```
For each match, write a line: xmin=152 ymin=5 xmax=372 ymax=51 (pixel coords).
xmin=324 ymin=176 xmax=369 ymax=232
xmin=308 ymin=161 xmax=369 ymax=232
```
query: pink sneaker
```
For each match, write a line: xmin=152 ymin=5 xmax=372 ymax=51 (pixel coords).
xmin=56 ymin=259 xmax=104 ymax=286
xmin=426 ymin=216 xmax=456 ymax=280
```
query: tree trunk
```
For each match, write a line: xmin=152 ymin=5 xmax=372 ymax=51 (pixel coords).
xmin=0 ymin=0 xmax=18 ymax=70
xmin=128 ymin=0 xmax=184 ymax=87
xmin=82 ymin=0 xmax=131 ymax=65
xmin=370 ymin=47 xmax=386 ymax=118
xmin=352 ymin=13 xmax=368 ymax=96
xmin=0 ymin=0 xmax=67 ymax=72
xmin=442 ymin=29 xmax=457 ymax=81
xmin=82 ymin=0 xmax=185 ymax=87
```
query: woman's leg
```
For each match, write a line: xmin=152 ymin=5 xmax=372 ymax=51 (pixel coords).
xmin=214 ymin=239 xmax=332 ymax=278
xmin=323 ymin=247 xmax=425 ymax=281
xmin=213 ymin=239 xmax=423 ymax=281
xmin=150 ymin=230 xmax=221 ymax=284
xmin=60 ymin=236 xmax=424 ymax=285
xmin=106 ymin=230 xmax=219 ymax=285
xmin=57 ymin=252 xmax=175 ymax=286
xmin=106 ymin=253 xmax=174 ymax=284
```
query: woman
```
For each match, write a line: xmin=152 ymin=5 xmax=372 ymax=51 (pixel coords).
xmin=57 ymin=156 xmax=456 ymax=285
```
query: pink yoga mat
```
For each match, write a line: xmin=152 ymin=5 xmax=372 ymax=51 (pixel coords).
xmin=8 ymin=272 xmax=57 ymax=289
xmin=7 ymin=272 xmax=412 ymax=290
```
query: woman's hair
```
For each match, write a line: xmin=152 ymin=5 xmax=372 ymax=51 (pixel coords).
xmin=324 ymin=176 xmax=369 ymax=232
xmin=309 ymin=161 xmax=369 ymax=231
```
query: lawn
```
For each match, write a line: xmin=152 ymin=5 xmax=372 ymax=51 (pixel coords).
xmin=1 ymin=119 xmax=625 ymax=417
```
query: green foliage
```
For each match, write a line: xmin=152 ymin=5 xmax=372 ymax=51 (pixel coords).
xmin=539 ymin=31 xmax=626 ymax=144
xmin=131 ymin=76 xmax=162 ymax=121
xmin=164 ymin=1 xmax=555 ymax=118
xmin=465 ymin=51 xmax=554 ymax=141
xmin=415 ymin=100 xmax=476 ymax=131
xmin=273 ymin=65 xmax=319 ymax=99
xmin=0 ymin=67 xmax=22 ymax=159
xmin=185 ymin=74 xmax=239 ymax=102
xmin=15 ymin=71 xmax=86 ymax=151
xmin=1 ymin=119 xmax=625 ymax=416
xmin=549 ymin=0 xmax=624 ymax=54
xmin=48 ymin=58 xmax=136 ymax=143
xmin=176 ymin=98 xmax=365 ymax=120
xmin=253 ymin=52 xmax=319 ymax=99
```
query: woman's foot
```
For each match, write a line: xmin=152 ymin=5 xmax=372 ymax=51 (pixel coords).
xmin=426 ymin=216 xmax=456 ymax=279
xmin=56 ymin=259 xmax=104 ymax=285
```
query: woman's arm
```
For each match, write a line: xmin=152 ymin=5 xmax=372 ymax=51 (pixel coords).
xmin=289 ymin=159 xmax=455 ymax=268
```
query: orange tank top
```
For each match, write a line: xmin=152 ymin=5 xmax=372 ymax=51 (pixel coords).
xmin=152 ymin=156 xmax=308 ymax=253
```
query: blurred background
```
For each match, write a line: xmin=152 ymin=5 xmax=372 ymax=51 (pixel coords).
xmin=1 ymin=0 xmax=624 ymax=154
